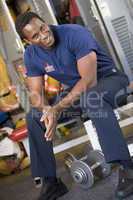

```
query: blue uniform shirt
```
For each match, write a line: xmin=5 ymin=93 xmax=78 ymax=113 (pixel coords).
xmin=24 ymin=24 xmax=116 ymax=87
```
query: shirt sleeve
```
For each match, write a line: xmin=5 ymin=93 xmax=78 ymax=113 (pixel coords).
xmin=24 ymin=49 xmax=44 ymax=77
xmin=68 ymin=25 xmax=98 ymax=60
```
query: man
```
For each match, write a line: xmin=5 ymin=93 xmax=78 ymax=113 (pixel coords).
xmin=15 ymin=12 xmax=133 ymax=200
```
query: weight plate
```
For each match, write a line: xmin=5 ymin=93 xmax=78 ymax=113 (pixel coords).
xmin=70 ymin=160 xmax=94 ymax=189
xmin=86 ymin=150 xmax=111 ymax=178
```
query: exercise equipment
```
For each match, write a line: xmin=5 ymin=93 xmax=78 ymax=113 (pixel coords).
xmin=65 ymin=150 xmax=111 ymax=189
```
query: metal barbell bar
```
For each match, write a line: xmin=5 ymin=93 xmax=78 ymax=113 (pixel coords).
xmin=65 ymin=150 xmax=111 ymax=189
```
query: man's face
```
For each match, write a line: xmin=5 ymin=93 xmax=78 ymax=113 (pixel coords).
xmin=22 ymin=18 xmax=55 ymax=48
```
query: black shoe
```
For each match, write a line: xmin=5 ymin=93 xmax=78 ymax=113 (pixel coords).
xmin=38 ymin=178 xmax=68 ymax=200
xmin=115 ymin=167 xmax=133 ymax=199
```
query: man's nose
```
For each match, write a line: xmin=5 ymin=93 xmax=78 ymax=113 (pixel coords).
xmin=39 ymin=32 xmax=47 ymax=40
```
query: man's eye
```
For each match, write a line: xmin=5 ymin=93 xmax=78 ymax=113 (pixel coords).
xmin=41 ymin=24 xmax=46 ymax=32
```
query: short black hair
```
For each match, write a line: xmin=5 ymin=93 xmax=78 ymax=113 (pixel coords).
xmin=15 ymin=11 xmax=45 ymax=39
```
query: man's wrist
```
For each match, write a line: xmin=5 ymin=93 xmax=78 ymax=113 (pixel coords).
xmin=53 ymin=103 xmax=63 ymax=113
xmin=40 ymin=106 xmax=52 ymax=122
xmin=42 ymin=105 xmax=51 ymax=113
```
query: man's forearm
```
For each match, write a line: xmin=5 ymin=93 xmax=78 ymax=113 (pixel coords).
xmin=29 ymin=93 xmax=49 ymax=111
xmin=26 ymin=76 xmax=50 ymax=112
xmin=54 ymin=78 xmax=97 ymax=112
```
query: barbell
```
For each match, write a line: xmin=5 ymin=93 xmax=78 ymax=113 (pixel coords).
xmin=65 ymin=150 xmax=111 ymax=189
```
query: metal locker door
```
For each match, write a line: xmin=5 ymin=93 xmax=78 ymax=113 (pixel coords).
xmin=92 ymin=0 xmax=133 ymax=81
xmin=75 ymin=0 xmax=122 ymax=72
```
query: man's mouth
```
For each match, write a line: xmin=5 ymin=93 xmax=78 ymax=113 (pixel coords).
xmin=44 ymin=34 xmax=54 ymax=46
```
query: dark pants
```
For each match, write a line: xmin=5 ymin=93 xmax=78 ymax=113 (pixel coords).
xmin=26 ymin=72 xmax=131 ymax=179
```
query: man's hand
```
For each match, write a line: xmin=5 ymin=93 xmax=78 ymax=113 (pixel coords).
xmin=40 ymin=106 xmax=60 ymax=141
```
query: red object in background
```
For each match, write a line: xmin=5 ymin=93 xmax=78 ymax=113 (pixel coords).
xmin=69 ymin=0 xmax=81 ymax=21
xmin=9 ymin=126 xmax=28 ymax=141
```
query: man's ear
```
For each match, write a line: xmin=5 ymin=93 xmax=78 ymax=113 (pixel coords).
xmin=23 ymin=38 xmax=32 ymax=44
